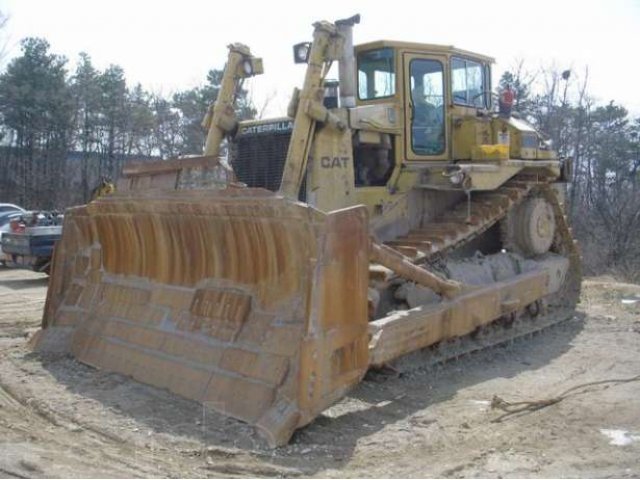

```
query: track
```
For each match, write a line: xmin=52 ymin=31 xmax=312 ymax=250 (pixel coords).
xmin=386 ymin=180 xmax=532 ymax=260
xmin=388 ymin=305 xmax=578 ymax=373
xmin=380 ymin=180 xmax=582 ymax=372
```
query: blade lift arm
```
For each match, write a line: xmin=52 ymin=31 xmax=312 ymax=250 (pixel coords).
xmin=279 ymin=21 xmax=348 ymax=199
xmin=202 ymin=43 xmax=263 ymax=158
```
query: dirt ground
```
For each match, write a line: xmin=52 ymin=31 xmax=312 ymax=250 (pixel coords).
xmin=0 ymin=267 xmax=638 ymax=478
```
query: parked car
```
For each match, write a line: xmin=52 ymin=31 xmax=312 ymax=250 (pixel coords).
xmin=0 ymin=206 xmax=26 ymax=265
xmin=0 ymin=210 xmax=63 ymax=273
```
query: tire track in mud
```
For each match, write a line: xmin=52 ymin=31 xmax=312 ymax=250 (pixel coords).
xmin=0 ymin=379 xmax=156 ymax=477
xmin=0 ymin=371 xmax=185 ymax=477
xmin=0 ymin=329 xmax=198 ymax=479
xmin=0 ymin=351 xmax=298 ymax=478
xmin=0 ymin=466 xmax=27 ymax=479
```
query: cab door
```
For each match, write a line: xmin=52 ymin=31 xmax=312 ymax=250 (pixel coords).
xmin=403 ymin=53 xmax=449 ymax=161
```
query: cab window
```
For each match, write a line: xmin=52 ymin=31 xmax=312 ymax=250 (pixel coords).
xmin=358 ymin=48 xmax=396 ymax=100
xmin=409 ymin=58 xmax=445 ymax=155
xmin=452 ymin=57 xmax=487 ymax=108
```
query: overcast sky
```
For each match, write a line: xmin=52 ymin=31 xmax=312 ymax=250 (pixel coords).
xmin=2 ymin=0 xmax=639 ymax=116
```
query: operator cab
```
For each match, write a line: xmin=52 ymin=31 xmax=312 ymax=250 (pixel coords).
xmin=355 ymin=41 xmax=493 ymax=166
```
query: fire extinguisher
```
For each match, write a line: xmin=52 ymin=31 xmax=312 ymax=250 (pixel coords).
xmin=499 ymin=84 xmax=515 ymax=116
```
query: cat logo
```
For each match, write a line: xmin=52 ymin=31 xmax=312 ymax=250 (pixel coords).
xmin=320 ymin=156 xmax=349 ymax=168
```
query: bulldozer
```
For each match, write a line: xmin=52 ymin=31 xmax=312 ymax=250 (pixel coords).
xmin=33 ymin=15 xmax=581 ymax=447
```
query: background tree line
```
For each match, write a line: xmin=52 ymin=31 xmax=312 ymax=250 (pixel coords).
xmin=0 ymin=23 xmax=638 ymax=281
xmin=499 ymin=66 xmax=640 ymax=281
xmin=0 ymin=35 xmax=256 ymax=209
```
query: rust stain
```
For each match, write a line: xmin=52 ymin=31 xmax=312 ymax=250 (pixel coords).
xmin=39 ymin=188 xmax=372 ymax=448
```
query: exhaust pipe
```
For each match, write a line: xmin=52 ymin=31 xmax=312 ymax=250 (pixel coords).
xmin=335 ymin=14 xmax=360 ymax=108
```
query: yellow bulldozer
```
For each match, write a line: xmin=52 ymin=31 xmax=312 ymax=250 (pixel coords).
xmin=34 ymin=15 xmax=581 ymax=447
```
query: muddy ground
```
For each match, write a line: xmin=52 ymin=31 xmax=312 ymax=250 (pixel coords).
xmin=0 ymin=267 xmax=638 ymax=478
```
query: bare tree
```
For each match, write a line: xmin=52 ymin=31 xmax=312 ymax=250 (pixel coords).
xmin=257 ymin=89 xmax=278 ymax=120
xmin=0 ymin=9 xmax=9 ymax=65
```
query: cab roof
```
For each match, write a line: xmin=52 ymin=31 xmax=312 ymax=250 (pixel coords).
xmin=355 ymin=40 xmax=495 ymax=64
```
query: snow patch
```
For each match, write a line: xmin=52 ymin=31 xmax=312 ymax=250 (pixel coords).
xmin=600 ymin=429 xmax=640 ymax=446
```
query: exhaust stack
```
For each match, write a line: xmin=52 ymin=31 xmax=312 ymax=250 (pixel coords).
xmin=335 ymin=14 xmax=360 ymax=108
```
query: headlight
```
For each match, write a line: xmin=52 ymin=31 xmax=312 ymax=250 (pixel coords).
xmin=242 ymin=60 xmax=253 ymax=76
xmin=293 ymin=42 xmax=311 ymax=64
xmin=449 ymin=171 xmax=465 ymax=185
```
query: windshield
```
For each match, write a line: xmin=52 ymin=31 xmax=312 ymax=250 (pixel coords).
xmin=358 ymin=48 xmax=396 ymax=100
xmin=452 ymin=57 xmax=487 ymax=108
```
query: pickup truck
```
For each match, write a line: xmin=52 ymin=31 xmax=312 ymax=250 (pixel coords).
xmin=0 ymin=212 xmax=63 ymax=274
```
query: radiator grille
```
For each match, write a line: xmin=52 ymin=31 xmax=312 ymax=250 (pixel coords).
xmin=230 ymin=132 xmax=291 ymax=192
xmin=230 ymin=129 xmax=306 ymax=201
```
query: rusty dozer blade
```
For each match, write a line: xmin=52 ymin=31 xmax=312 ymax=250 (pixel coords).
xmin=36 ymin=188 xmax=370 ymax=447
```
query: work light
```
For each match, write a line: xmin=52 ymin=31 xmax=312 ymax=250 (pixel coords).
xmin=293 ymin=42 xmax=311 ymax=64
